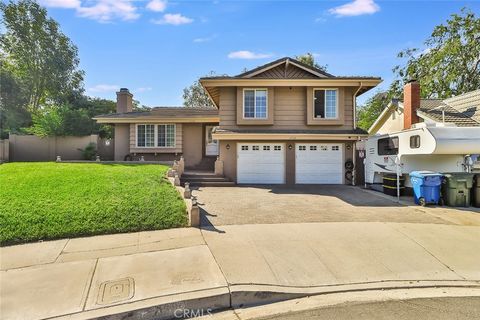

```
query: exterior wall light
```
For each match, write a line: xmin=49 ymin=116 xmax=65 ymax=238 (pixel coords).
xmin=226 ymin=144 xmax=230 ymax=150
xmin=288 ymin=144 xmax=293 ymax=150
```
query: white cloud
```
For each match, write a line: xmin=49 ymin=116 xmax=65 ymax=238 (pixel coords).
xmin=227 ymin=50 xmax=273 ymax=60
xmin=193 ymin=34 xmax=217 ymax=43
xmin=40 ymin=0 xmax=140 ymax=22
xmin=39 ymin=0 xmax=80 ymax=9
xmin=329 ymin=0 xmax=380 ymax=17
xmin=146 ymin=0 xmax=167 ymax=12
xmin=152 ymin=13 xmax=193 ymax=25
xmin=77 ymin=0 xmax=139 ymax=22
xmin=134 ymin=87 xmax=152 ymax=93
xmin=88 ymin=84 xmax=120 ymax=93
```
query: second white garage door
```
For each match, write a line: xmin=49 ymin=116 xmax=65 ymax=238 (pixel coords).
xmin=237 ymin=143 xmax=285 ymax=184
xmin=296 ymin=143 xmax=343 ymax=184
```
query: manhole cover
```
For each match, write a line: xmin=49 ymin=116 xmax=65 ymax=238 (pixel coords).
xmin=97 ymin=277 xmax=135 ymax=305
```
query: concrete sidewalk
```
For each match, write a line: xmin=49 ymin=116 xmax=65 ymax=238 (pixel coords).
xmin=1 ymin=223 xmax=480 ymax=320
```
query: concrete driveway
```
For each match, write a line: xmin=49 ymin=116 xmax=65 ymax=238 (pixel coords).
xmin=193 ymin=185 xmax=480 ymax=228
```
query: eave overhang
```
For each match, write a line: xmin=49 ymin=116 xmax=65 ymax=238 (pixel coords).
xmin=212 ymin=132 xmax=368 ymax=141
xmin=94 ymin=117 xmax=220 ymax=124
xmin=201 ymin=78 xmax=382 ymax=108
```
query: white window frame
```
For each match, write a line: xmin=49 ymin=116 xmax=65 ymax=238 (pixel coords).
xmin=136 ymin=124 xmax=176 ymax=148
xmin=243 ymin=88 xmax=268 ymax=119
xmin=313 ymin=88 xmax=339 ymax=119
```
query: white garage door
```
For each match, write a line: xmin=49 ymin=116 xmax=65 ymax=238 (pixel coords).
xmin=296 ymin=143 xmax=343 ymax=184
xmin=237 ymin=143 xmax=285 ymax=184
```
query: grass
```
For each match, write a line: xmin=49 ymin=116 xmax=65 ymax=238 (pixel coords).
xmin=0 ymin=162 xmax=187 ymax=246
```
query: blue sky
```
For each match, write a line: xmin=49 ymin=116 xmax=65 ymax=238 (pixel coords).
xmin=40 ymin=0 xmax=480 ymax=107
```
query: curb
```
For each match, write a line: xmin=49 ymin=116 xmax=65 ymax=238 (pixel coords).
xmin=51 ymin=280 xmax=480 ymax=320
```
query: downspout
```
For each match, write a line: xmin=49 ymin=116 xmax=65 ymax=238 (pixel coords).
xmin=352 ymin=82 xmax=363 ymax=186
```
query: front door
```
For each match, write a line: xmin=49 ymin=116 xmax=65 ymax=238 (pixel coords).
xmin=205 ymin=126 xmax=219 ymax=156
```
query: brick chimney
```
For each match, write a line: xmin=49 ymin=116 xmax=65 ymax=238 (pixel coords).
xmin=116 ymin=88 xmax=133 ymax=113
xmin=403 ymin=80 xmax=420 ymax=130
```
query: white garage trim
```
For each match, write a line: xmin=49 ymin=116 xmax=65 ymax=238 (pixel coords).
xmin=295 ymin=143 xmax=344 ymax=184
xmin=237 ymin=143 xmax=285 ymax=184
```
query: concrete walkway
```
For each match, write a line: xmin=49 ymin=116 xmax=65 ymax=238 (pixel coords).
xmin=1 ymin=223 xmax=480 ymax=320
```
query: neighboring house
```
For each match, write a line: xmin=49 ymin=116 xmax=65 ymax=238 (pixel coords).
xmin=369 ymin=87 xmax=480 ymax=135
xmin=94 ymin=89 xmax=220 ymax=168
xmin=95 ymin=57 xmax=382 ymax=184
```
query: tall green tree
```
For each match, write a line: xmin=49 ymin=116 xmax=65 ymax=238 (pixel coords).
xmin=0 ymin=0 xmax=84 ymax=111
xmin=295 ymin=53 xmax=328 ymax=72
xmin=183 ymin=72 xmax=216 ymax=108
xmin=357 ymin=92 xmax=391 ymax=131
xmin=391 ymin=8 xmax=480 ymax=98
xmin=358 ymin=8 xmax=480 ymax=131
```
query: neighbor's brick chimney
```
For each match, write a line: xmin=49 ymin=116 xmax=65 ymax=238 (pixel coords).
xmin=116 ymin=88 xmax=133 ymax=113
xmin=403 ymin=80 xmax=420 ymax=130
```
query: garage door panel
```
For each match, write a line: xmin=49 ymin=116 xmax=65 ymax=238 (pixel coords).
xmin=237 ymin=143 xmax=285 ymax=184
xmin=296 ymin=143 xmax=343 ymax=184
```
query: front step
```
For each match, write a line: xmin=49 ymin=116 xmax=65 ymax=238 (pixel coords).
xmin=181 ymin=172 xmax=235 ymax=187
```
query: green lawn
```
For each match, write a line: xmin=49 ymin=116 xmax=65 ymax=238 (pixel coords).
xmin=0 ymin=162 xmax=187 ymax=246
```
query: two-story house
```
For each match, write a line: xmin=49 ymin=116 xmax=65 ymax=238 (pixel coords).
xmin=200 ymin=57 xmax=381 ymax=184
xmin=95 ymin=57 xmax=381 ymax=185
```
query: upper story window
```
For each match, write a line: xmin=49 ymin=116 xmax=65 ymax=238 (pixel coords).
xmin=313 ymin=89 xmax=338 ymax=119
xmin=244 ymin=89 xmax=267 ymax=119
xmin=137 ymin=124 xmax=175 ymax=148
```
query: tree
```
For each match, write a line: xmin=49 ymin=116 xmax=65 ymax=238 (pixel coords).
xmin=391 ymin=8 xmax=480 ymax=99
xmin=357 ymin=91 xmax=391 ymax=131
xmin=0 ymin=61 xmax=31 ymax=138
xmin=295 ymin=53 xmax=328 ymax=72
xmin=0 ymin=0 xmax=84 ymax=111
xmin=183 ymin=72 xmax=215 ymax=108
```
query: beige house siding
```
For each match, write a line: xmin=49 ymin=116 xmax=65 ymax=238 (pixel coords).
xmin=182 ymin=123 xmax=203 ymax=168
xmin=218 ymin=86 xmax=354 ymax=130
xmin=115 ymin=124 xmax=130 ymax=161
xmin=129 ymin=123 xmax=183 ymax=154
xmin=376 ymin=108 xmax=404 ymax=135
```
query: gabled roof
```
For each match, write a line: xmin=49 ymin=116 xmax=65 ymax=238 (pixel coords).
xmin=235 ymin=57 xmax=335 ymax=79
xmin=94 ymin=107 xmax=219 ymax=124
xmin=200 ymin=57 xmax=382 ymax=107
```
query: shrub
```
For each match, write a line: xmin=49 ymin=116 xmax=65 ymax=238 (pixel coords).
xmin=79 ymin=142 xmax=97 ymax=160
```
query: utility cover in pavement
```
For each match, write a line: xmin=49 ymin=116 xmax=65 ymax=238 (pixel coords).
xmin=97 ymin=277 xmax=134 ymax=305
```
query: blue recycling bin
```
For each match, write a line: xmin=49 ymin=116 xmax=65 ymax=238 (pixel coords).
xmin=410 ymin=171 xmax=443 ymax=206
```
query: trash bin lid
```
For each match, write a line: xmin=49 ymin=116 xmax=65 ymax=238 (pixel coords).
xmin=410 ymin=171 xmax=442 ymax=178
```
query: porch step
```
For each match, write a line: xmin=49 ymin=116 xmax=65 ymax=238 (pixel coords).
xmin=181 ymin=172 xmax=235 ymax=187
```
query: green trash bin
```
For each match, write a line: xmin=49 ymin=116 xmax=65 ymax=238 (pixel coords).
xmin=441 ymin=173 xmax=475 ymax=207
xmin=473 ymin=174 xmax=480 ymax=208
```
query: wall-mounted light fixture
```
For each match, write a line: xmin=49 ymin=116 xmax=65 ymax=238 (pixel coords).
xmin=346 ymin=144 xmax=351 ymax=150
xmin=226 ymin=144 xmax=231 ymax=150
xmin=288 ymin=144 xmax=293 ymax=150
